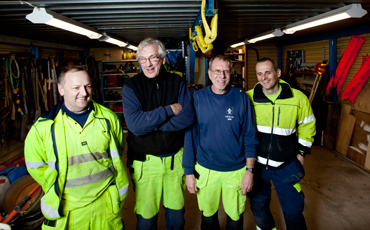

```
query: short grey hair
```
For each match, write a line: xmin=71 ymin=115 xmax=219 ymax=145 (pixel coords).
xmin=136 ymin=38 xmax=167 ymax=59
xmin=208 ymin=55 xmax=233 ymax=71
xmin=58 ymin=65 xmax=89 ymax=85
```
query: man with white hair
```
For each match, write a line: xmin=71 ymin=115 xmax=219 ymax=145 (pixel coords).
xmin=122 ymin=38 xmax=194 ymax=230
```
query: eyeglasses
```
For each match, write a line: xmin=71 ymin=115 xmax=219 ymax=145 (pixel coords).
xmin=210 ymin=69 xmax=231 ymax=75
xmin=138 ymin=55 xmax=160 ymax=64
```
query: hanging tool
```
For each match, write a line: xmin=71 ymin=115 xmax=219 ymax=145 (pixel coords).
xmin=4 ymin=58 xmax=23 ymax=116
xmin=34 ymin=62 xmax=41 ymax=120
xmin=194 ymin=25 xmax=213 ymax=53
xmin=201 ymin=0 xmax=218 ymax=44
xmin=189 ymin=0 xmax=218 ymax=53
xmin=50 ymin=57 xmax=59 ymax=105
xmin=189 ymin=28 xmax=199 ymax=52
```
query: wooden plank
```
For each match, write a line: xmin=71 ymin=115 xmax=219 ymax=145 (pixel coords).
xmin=0 ymin=147 xmax=24 ymax=165
xmin=353 ymin=82 xmax=370 ymax=114
xmin=323 ymin=102 xmax=341 ymax=150
xmin=0 ymin=141 xmax=23 ymax=155
xmin=346 ymin=110 xmax=370 ymax=166
xmin=335 ymin=104 xmax=356 ymax=156
xmin=365 ymin=141 xmax=370 ymax=170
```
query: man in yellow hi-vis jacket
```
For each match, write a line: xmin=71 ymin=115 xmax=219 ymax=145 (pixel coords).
xmin=247 ymin=58 xmax=316 ymax=230
xmin=25 ymin=66 xmax=129 ymax=230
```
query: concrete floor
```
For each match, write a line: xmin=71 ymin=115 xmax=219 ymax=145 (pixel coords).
xmin=3 ymin=138 xmax=370 ymax=229
xmin=121 ymin=145 xmax=370 ymax=230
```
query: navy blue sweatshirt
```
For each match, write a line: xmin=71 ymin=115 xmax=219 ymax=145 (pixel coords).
xmin=183 ymin=86 xmax=258 ymax=174
xmin=122 ymin=70 xmax=194 ymax=159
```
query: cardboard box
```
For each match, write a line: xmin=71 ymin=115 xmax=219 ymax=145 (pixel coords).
xmin=94 ymin=49 xmax=123 ymax=61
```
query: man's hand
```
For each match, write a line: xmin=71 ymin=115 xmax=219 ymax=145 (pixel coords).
xmin=185 ymin=174 xmax=197 ymax=194
xmin=241 ymin=171 xmax=254 ymax=195
xmin=170 ymin=103 xmax=182 ymax=115
xmin=297 ymin=154 xmax=305 ymax=166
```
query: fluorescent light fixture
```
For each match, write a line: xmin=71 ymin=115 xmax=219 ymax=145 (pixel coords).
xmin=283 ymin=4 xmax=367 ymax=34
xmin=26 ymin=7 xmax=102 ymax=39
xmin=230 ymin=42 xmax=245 ymax=48
xmin=98 ymin=33 xmax=128 ymax=47
xmin=247 ymin=29 xmax=284 ymax=43
xmin=127 ymin=45 xmax=138 ymax=51
xmin=105 ymin=38 xmax=128 ymax=47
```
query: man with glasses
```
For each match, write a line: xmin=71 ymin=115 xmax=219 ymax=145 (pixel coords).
xmin=183 ymin=55 xmax=258 ymax=230
xmin=122 ymin=37 xmax=194 ymax=230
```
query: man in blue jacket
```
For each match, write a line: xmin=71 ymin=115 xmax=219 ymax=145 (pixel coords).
xmin=183 ymin=55 xmax=259 ymax=230
xmin=122 ymin=37 xmax=194 ymax=230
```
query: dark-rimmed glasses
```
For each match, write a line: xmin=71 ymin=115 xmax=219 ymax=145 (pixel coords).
xmin=138 ymin=55 xmax=160 ymax=64
xmin=210 ymin=69 xmax=231 ymax=75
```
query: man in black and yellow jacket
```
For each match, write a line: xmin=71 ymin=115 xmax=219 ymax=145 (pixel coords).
xmin=246 ymin=57 xmax=316 ymax=230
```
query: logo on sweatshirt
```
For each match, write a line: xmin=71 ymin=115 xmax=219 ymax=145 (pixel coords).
xmin=225 ymin=107 xmax=234 ymax=120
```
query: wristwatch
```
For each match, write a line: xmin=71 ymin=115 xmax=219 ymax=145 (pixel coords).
xmin=298 ymin=150 xmax=307 ymax=157
xmin=246 ymin=167 xmax=256 ymax=174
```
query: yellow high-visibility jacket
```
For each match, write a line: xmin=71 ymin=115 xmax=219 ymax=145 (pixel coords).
xmin=25 ymin=100 xmax=129 ymax=220
xmin=247 ymin=80 xmax=316 ymax=170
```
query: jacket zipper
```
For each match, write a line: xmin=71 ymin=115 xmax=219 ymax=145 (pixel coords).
xmin=155 ymin=79 xmax=159 ymax=89
xmin=266 ymin=103 xmax=275 ymax=170
xmin=277 ymin=106 xmax=281 ymax=126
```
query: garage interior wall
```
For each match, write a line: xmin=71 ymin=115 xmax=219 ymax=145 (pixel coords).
xmin=2 ymin=31 xmax=370 ymax=168
xmin=246 ymin=43 xmax=277 ymax=90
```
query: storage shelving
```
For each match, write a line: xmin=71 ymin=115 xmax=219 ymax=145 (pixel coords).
xmin=100 ymin=59 xmax=139 ymax=113
xmin=224 ymin=45 xmax=247 ymax=91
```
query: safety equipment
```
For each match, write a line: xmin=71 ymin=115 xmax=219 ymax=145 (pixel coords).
xmin=188 ymin=0 xmax=218 ymax=53
xmin=25 ymin=100 xmax=129 ymax=220
xmin=194 ymin=25 xmax=213 ymax=53
xmin=326 ymin=35 xmax=365 ymax=95
xmin=342 ymin=55 xmax=370 ymax=103
xmin=189 ymin=28 xmax=198 ymax=52
xmin=201 ymin=0 xmax=218 ymax=44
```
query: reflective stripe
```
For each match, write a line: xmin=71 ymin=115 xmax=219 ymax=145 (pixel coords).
xmin=26 ymin=160 xmax=46 ymax=169
xmin=256 ymin=225 xmax=276 ymax=230
xmin=41 ymin=198 xmax=60 ymax=218
xmin=47 ymin=161 xmax=56 ymax=171
xmin=68 ymin=152 xmax=109 ymax=166
xmin=294 ymin=182 xmax=302 ymax=193
xmin=298 ymin=138 xmax=312 ymax=147
xmin=257 ymin=125 xmax=296 ymax=136
xmin=257 ymin=156 xmax=284 ymax=167
xmin=298 ymin=113 xmax=315 ymax=125
xmin=118 ymin=184 xmax=129 ymax=198
xmin=65 ymin=165 xmax=114 ymax=188
xmin=110 ymin=149 xmax=119 ymax=159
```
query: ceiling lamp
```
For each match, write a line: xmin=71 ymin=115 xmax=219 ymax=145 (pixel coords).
xmin=230 ymin=42 xmax=246 ymax=48
xmin=98 ymin=33 xmax=127 ymax=47
xmin=26 ymin=7 xmax=102 ymax=39
xmin=247 ymin=29 xmax=284 ymax=43
xmin=283 ymin=4 xmax=367 ymax=34
xmin=127 ymin=45 xmax=138 ymax=51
